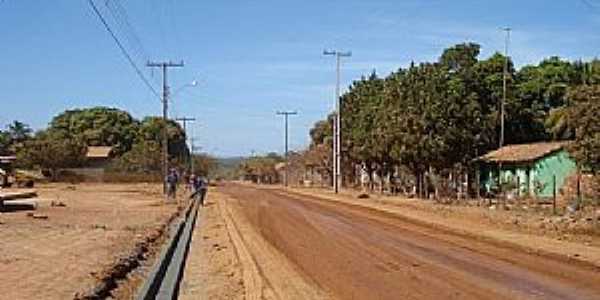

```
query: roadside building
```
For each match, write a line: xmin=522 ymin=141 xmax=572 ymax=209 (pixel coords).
xmin=86 ymin=146 xmax=114 ymax=168
xmin=63 ymin=146 xmax=114 ymax=181
xmin=476 ymin=142 xmax=576 ymax=198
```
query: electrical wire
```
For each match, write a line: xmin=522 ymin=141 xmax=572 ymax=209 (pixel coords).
xmin=87 ymin=0 xmax=161 ymax=101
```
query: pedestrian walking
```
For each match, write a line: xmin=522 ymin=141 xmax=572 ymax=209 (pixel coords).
xmin=189 ymin=174 xmax=208 ymax=206
xmin=165 ymin=168 xmax=179 ymax=201
xmin=198 ymin=175 xmax=208 ymax=206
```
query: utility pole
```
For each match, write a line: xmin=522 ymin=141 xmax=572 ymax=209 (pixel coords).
xmin=176 ymin=117 xmax=196 ymax=135
xmin=176 ymin=117 xmax=196 ymax=172
xmin=501 ymin=28 xmax=511 ymax=148
xmin=189 ymin=136 xmax=202 ymax=174
xmin=276 ymin=111 xmax=298 ymax=187
xmin=324 ymin=50 xmax=351 ymax=193
xmin=146 ymin=60 xmax=184 ymax=195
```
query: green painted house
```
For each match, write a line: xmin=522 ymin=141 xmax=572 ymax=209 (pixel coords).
xmin=476 ymin=142 xmax=576 ymax=198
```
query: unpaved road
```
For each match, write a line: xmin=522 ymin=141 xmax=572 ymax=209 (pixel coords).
xmin=180 ymin=190 xmax=329 ymax=300
xmin=221 ymin=184 xmax=600 ymax=300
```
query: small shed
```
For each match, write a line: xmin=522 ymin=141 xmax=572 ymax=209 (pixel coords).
xmin=85 ymin=146 xmax=114 ymax=168
xmin=476 ymin=142 xmax=576 ymax=198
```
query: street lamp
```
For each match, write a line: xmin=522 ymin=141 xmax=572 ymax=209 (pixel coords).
xmin=323 ymin=49 xmax=351 ymax=194
xmin=172 ymin=80 xmax=198 ymax=98
xmin=172 ymin=79 xmax=199 ymax=173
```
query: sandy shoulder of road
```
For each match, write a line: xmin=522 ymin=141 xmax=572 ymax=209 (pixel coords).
xmin=282 ymin=186 xmax=600 ymax=268
xmin=180 ymin=189 xmax=331 ymax=300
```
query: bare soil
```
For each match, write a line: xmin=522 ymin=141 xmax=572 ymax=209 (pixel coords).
xmin=217 ymin=183 xmax=600 ymax=300
xmin=286 ymin=186 xmax=600 ymax=266
xmin=180 ymin=189 xmax=330 ymax=300
xmin=0 ymin=183 xmax=180 ymax=300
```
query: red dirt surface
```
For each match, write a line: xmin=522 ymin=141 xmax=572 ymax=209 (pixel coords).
xmin=221 ymin=183 xmax=600 ymax=300
xmin=0 ymin=183 xmax=179 ymax=300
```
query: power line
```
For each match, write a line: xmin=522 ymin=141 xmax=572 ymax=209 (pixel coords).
xmin=581 ymin=0 xmax=600 ymax=9
xmin=87 ymin=0 xmax=161 ymax=101
xmin=106 ymin=0 xmax=150 ymax=60
xmin=104 ymin=0 xmax=161 ymax=87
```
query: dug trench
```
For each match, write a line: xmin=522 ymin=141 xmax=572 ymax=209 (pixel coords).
xmin=74 ymin=202 xmax=187 ymax=300
xmin=221 ymin=183 xmax=600 ymax=300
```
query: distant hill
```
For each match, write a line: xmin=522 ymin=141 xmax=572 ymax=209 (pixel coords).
xmin=214 ymin=156 xmax=246 ymax=179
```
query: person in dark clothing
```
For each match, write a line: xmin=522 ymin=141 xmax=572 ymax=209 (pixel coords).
xmin=165 ymin=169 xmax=179 ymax=200
xmin=198 ymin=176 xmax=208 ymax=206
xmin=189 ymin=174 xmax=208 ymax=205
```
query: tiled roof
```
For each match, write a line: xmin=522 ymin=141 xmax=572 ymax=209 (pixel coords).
xmin=86 ymin=146 xmax=113 ymax=158
xmin=478 ymin=142 xmax=570 ymax=163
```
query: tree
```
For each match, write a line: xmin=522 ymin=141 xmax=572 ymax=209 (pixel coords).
xmin=307 ymin=116 xmax=334 ymax=183
xmin=109 ymin=141 xmax=162 ymax=174
xmin=0 ymin=131 xmax=10 ymax=155
xmin=341 ymin=72 xmax=389 ymax=185
xmin=48 ymin=107 xmax=139 ymax=156
xmin=7 ymin=121 xmax=32 ymax=144
xmin=301 ymin=43 xmax=599 ymax=197
xmin=192 ymin=153 xmax=218 ymax=177
xmin=567 ymin=85 xmax=600 ymax=173
xmin=237 ymin=154 xmax=283 ymax=184
xmin=16 ymin=131 xmax=86 ymax=180
xmin=137 ymin=117 xmax=189 ymax=160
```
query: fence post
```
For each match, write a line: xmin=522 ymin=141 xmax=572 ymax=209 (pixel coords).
xmin=553 ymin=175 xmax=557 ymax=215
xmin=476 ymin=169 xmax=480 ymax=201
xmin=577 ymin=169 xmax=582 ymax=209
xmin=516 ymin=176 xmax=521 ymax=199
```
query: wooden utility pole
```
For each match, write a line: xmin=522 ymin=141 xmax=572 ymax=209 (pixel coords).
xmin=176 ymin=117 xmax=196 ymax=172
xmin=500 ymin=27 xmax=511 ymax=148
xmin=276 ymin=111 xmax=298 ymax=187
xmin=323 ymin=50 xmax=352 ymax=193
xmin=146 ymin=61 xmax=184 ymax=194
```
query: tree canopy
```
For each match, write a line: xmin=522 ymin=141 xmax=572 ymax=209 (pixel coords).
xmin=306 ymin=42 xmax=600 ymax=186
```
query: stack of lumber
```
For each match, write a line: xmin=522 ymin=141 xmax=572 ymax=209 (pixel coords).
xmin=0 ymin=190 xmax=38 ymax=202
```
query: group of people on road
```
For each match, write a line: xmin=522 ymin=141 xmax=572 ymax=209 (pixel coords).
xmin=165 ymin=168 xmax=208 ymax=205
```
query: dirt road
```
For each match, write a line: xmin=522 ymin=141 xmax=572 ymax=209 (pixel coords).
xmin=180 ymin=190 xmax=329 ymax=300
xmin=221 ymin=184 xmax=600 ymax=300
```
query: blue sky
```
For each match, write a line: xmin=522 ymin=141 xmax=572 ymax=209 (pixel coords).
xmin=1 ymin=0 xmax=599 ymax=157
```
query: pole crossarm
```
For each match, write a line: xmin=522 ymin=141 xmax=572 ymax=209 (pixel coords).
xmin=276 ymin=111 xmax=298 ymax=187
xmin=146 ymin=60 xmax=184 ymax=198
xmin=323 ymin=49 xmax=351 ymax=193
xmin=176 ymin=117 xmax=196 ymax=172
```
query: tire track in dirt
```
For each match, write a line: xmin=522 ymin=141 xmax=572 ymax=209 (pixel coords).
xmin=180 ymin=191 xmax=330 ymax=300
xmin=221 ymin=184 xmax=600 ymax=300
xmin=218 ymin=193 xmax=267 ymax=300
xmin=222 ymin=192 xmax=331 ymax=300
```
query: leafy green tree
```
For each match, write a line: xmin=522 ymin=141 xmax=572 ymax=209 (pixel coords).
xmin=341 ymin=72 xmax=389 ymax=182
xmin=137 ymin=117 xmax=189 ymax=160
xmin=192 ymin=153 xmax=218 ymax=177
xmin=307 ymin=115 xmax=334 ymax=181
xmin=7 ymin=121 xmax=32 ymax=144
xmin=48 ymin=107 xmax=139 ymax=155
xmin=109 ymin=140 xmax=162 ymax=174
xmin=16 ymin=131 xmax=86 ymax=180
xmin=298 ymin=43 xmax=600 ymax=196
xmin=237 ymin=153 xmax=283 ymax=184
xmin=567 ymin=85 xmax=600 ymax=173
xmin=0 ymin=130 xmax=10 ymax=155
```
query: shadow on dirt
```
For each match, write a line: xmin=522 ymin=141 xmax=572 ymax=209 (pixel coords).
xmin=0 ymin=202 xmax=37 ymax=213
